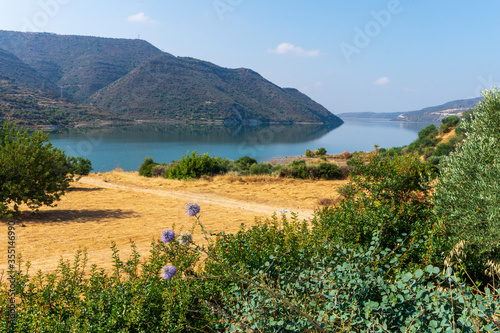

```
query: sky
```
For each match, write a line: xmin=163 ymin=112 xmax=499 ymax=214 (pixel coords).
xmin=0 ymin=0 xmax=499 ymax=114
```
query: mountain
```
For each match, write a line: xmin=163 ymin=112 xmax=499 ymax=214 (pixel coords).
xmin=338 ymin=97 xmax=481 ymax=123
xmin=0 ymin=30 xmax=342 ymax=126
xmin=0 ymin=30 xmax=164 ymax=101
xmin=0 ymin=77 xmax=121 ymax=128
xmin=393 ymin=97 xmax=481 ymax=122
xmin=0 ymin=48 xmax=58 ymax=92
xmin=90 ymin=55 xmax=342 ymax=125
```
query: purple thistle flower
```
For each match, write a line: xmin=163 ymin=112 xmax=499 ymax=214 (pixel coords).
xmin=161 ymin=229 xmax=175 ymax=243
xmin=161 ymin=265 xmax=177 ymax=280
xmin=185 ymin=202 xmax=200 ymax=216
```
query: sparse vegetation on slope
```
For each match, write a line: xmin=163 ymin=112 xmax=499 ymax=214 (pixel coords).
xmin=0 ymin=78 xmax=122 ymax=127
xmin=91 ymin=55 xmax=343 ymax=125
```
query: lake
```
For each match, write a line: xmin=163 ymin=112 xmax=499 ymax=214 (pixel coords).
xmin=48 ymin=119 xmax=434 ymax=172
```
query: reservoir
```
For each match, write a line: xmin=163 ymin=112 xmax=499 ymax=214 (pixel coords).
xmin=48 ymin=119 xmax=434 ymax=172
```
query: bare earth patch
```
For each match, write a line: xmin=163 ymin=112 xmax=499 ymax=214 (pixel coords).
xmin=1 ymin=171 xmax=347 ymax=274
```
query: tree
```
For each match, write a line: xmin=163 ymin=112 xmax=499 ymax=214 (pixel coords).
xmin=434 ymin=88 xmax=500 ymax=283
xmin=0 ymin=122 xmax=82 ymax=218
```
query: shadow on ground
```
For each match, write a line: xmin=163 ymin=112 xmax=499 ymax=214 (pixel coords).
xmin=67 ymin=187 xmax=104 ymax=192
xmin=12 ymin=209 xmax=139 ymax=224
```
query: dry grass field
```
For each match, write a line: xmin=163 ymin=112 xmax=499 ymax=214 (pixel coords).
xmin=1 ymin=171 xmax=347 ymax=275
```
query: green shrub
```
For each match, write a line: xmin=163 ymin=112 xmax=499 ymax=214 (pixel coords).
xmin=423 ymin=146 xmax=435 ymax=160
xmin=279 ymin=161 xmax=344 ymax=180
xmin=318 ymin=162 xmax=342 ymax=180
xmin=0 ymin=240 xmax=218 ymax=331
xmin=432 ymin=142 xmax=454 ymax=157
xmin=232 ymin=156 xmax=257 ymax=175
xmin=279 ymin=160 xmax=309 ymax=179
xmin=249 ymin=162 xmax=272 ymax=175
xmin=439 ymin=115 xmax=460 ymax=134
xmin=152 ymin=164 xmax=168 ymax=177
xmin=138 ymin=156 xmax=157 ymax=177
xmin=434 ymin=88 xmax=500 ymax=285
xmin=426 ymin=155 xmax=442 ymax=166
xmin=165 ymin=151 xmax=229 ymax=179
xmin=215 ymin=239 xmax=499 ymax=332
xmin=305 ymin=149 xmax=314 ymax=157
xmin=70 ymin=156 xmax=93 ymax=176
xmin=315 ymin=147 xmax=327 ymax=156
xmin=315 ymin=152 xmax=437 ymax=266
xmin=418 ymin=124 xmax=438 ymax=139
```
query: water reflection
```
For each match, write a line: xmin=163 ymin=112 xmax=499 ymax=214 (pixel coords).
xmin=48 ymin=120 xmax=431 ymax=172
xmin=49 ymin=122 xmax=341 ymax=144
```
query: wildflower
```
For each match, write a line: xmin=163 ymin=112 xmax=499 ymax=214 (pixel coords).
xmin=179 ymin=231 xmax=193 ymax=246
xmin=161 ymin=229 xmax=175 ymax=243
xmin=185 ymin=202 xmax=200 ymax=216
xmin=161 ymin=265 xmax=177 ymax=280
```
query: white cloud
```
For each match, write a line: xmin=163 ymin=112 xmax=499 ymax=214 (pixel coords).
xmin=268 ymin=42 xmax=321 ymax=58
xmin=374 ymin=77 xmax=390 ymax=86
xmin=127 ymin=12 xmax=155 ymax=23
xmin=314 ymin=81 xmax=324 ymax=88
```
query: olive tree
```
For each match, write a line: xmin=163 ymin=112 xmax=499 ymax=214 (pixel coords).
xmin=0 ymin=122 xmax=87 ymax=218
xmin=434 ymin=88 xmax=500 ymax=283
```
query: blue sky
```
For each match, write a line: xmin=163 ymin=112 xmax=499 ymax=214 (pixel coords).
xmin=0 ymin=0 xmax=499 ymax=113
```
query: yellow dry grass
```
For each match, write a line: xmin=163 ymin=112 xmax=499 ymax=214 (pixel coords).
xmin=1 ymin=171 xmax=347 ymax=275
xmin=438 ymin=129 xmax=457 ymax=144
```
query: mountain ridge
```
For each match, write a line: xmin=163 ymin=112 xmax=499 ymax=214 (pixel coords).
xmin=338 ymin=97 xmax=481 ymax=123
xmin=0 ymin=30 xmax=343 ymax=127
xmin=90 ymin=54 xmax=341 ymax=125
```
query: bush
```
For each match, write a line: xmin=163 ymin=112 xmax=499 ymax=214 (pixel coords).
xmin=165 ymin=151 xmax=229 ymax=180
xmin=305 ymin=149 xmax=314 ymax=157
xmin=315 ymin=147 xmax=327 ymax=156
xmin=418 ymin=124 xmax=438 ymax=139
xmin=138 ymin=156 xmax=157 ymax=177
xmin=426 ymin=155 xmax=442 ymax=166
xmin=70 ymin=156 xmax=93 ymax=176
xmin=232 ymin=156 xmax=257 ymax=175
xmin=439 ymin=115 xmax=460 ymax=134
xmin=279 ymin=160 xmax=309 ymax=179
xmin=314 ymin=152 xmax=437 ymax=266
xmin=432 ymin=142 xmax=454 ymax=157
xmin=0 ymin=239 xmax=218 ymax=331
xmin=342 ymin=150 xmax=351 ymax=159
xmin=152 ymin=164 xmax=168 ymax=177
xmin=0 ymin=122 xmax=78 ymax=218
xmin=434 ymin=88 xmax=500 ymax=285
xmin=318 ymin=162 xmax=342 ymax=180
xmin=279 ymin=160 xmax=344 ymax=180
xmin=249 ymin=162 xmax=273 ymax=175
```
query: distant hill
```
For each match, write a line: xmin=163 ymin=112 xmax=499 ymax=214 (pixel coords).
xmin=0 ymin=30 xmax=342 ymax=126
xmin=394 ymin=97 xmax=481 ymax=122
xmin=90 ymin=55 xmax=342 ymax=125
xmin=0 ymin=30 xmax=164 ymax=101
xmin=0 ymin=48 xmax=58 ymax=92
xmin=338 ymin=97 xmax=481 ymax=123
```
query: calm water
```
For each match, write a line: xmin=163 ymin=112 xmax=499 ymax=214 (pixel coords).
xmin=48 ymin=119 xmax=434 ymax=172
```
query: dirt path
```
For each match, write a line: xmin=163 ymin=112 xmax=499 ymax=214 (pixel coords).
xmin=79 ymin=176 xmax=315 ymax=220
